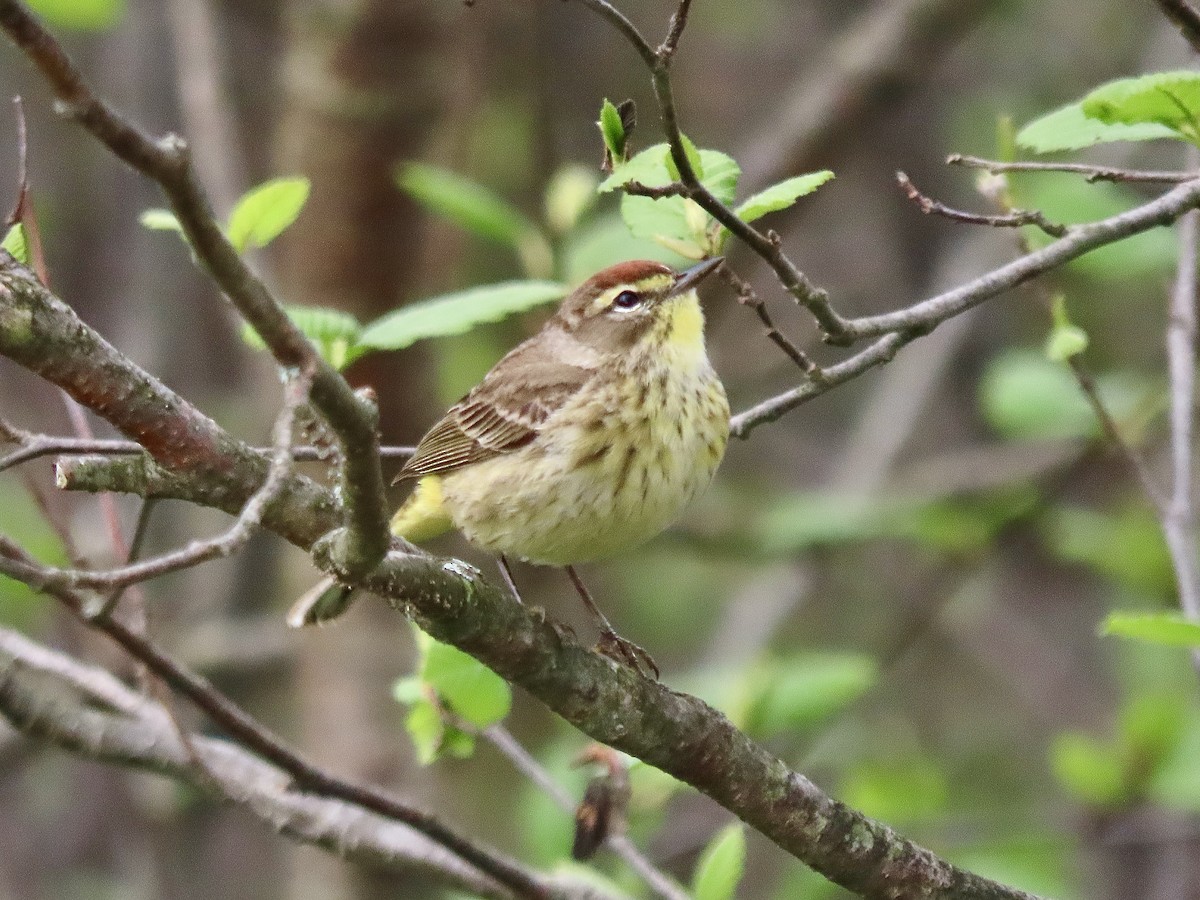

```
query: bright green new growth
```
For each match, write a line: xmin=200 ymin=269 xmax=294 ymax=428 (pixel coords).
xmin=226 ymin=177 xmax=311 ymax=253
xmin=599 ymin=136 xmax=832 ymax=258
xmin=597 ymin=97 xmax=627 ymax=164
xmin=240 ymin=306 xmax=363 ymax=371
xmin=141 ymin=175 xmax=311 ymax=254
xmin=26 ymin=0 xmax=124 ymax=30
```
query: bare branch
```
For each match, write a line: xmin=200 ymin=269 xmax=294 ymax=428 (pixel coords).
xmin=0 ymin=0 xmax=389 ymax=578
xmin=3 ymin=371 xmax=313 ymax=594
xmin=949 ymin=154 xmax=1195 ymax=184
xmin=657 ymin=0 xmax=692 ymax=59
xmin=842 ymin=176 xmax=1200 ymax=339
xmin=896 ymin=171 xmax=1068 ymax=238
xmin=716 ymin=262 xmax=821 ymax=374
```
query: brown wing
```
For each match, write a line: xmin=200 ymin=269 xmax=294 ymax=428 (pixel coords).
xmin=395 ymin=336 xmax=595 ymax=482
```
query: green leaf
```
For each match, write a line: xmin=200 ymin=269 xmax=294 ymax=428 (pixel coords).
xmin=599 ymin=142 xmax=740 ymax=255
xmin=561 ymin=212 xmax=691 ymax=284
xmin=139 ymin=208 xmax=184 ymax=234
xmin=544 ymin=164 xmax=598 ymax=235
xmin=396 ymin=162 xmax=543 ymax=249
xmin=597 ymin=98 xmax=627 ymax=163
xmin=358 ymin=280 xmax=567 ymax=351
xmin=692 ymin=823 xmax=745 ymax=900
xmin=1102 ymin=612 xmax=1200 ymax=648
xmin=1017 ymin=101 xmax=1176 ymax=153
xmin=26 ymin=0 xmax=124 ymax=30
xmin=1082 ymin=71 xmax=1200 ymax=142
xmin=734 ymin=170 xmax=835 ymax=223
xmin=422 ymin=639 xmax=511 ymax=728
xmin=226 ymin=177 xmax=311 ymax=253
xmin=2 ymin=224 xmax=29 ymax=266
xmin=241 ymin=305 xmax=364 ymax=370
xmin=1051 ymin=732 xmax=1129 ymax=806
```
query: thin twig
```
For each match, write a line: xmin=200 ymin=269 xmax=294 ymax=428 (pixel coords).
xmin=0 ymin=433 xmax=414 ymax=476
xmin=569 ymin=0 xmax=853 ymax=344
xmin=716 ymin=262 xmax=821 ymax=374
xmin=841 ymin=176 xmax=1200 ymax=340
xmin=949 ymin=154 xmax=1195 ymax=184
xmin=897 ymin=171 xmax=1067 ymax=238
xmin=0 ymin=0 xmax=390 ymax=578
xmin=5 ymin=371 xmax=314 ymax=595
xmin=620 ymin=180 xmax=689 ymax=199
xmin=657 ymin=0 xmax=692 ymax=59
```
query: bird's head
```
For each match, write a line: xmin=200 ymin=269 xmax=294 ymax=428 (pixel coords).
xmin=554 ymin=257 xmax=723 ymax=355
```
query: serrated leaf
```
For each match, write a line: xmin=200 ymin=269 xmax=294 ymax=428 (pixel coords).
xmin=1102 ymin=612 xmax=1200 ymax=648
xmin=2 ymin=224 xmax=29 ymax=266
xmin=358 ymin=280 xmax=567 ymax=351
xmin=397 ymin=162 xmax=543 ymax=249
xmin=598 ymin=98 xmax=626 ymax=163
xmin=692 ymin=823 xmax=745 ymax=900
xmin=422 ymin=639 xmax=511 ymax=728
xmin=734 ymin=170 xmax=834 ymax=223
xmin=241 ymin=305 xmax=364 ymax=370
xmin=140 ymin=208 xmax=184 ymax=234
xmin=27 ymin=0 xmax=124 ymax=30
xmin=1017 ymin=102 xmax=1177 ymax=153
xmin=1082 ymin=71 xmax=1200 ymax=141
xmin=226 ymin=177 xmax=310 ymax=253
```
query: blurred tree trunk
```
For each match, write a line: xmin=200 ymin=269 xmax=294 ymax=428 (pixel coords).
xmin=272 ymin=2 xmax=446 ymax=898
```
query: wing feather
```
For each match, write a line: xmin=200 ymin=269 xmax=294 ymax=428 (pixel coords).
xmin=395 ymin=335 xmax=595 ymax=482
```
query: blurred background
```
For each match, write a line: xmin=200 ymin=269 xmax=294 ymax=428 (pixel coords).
xmin=2 ymin=0 xmax=1200 ymax=898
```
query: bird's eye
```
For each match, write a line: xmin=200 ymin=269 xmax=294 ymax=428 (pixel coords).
xmin=612 ymin=290 xmax=642 ymax=310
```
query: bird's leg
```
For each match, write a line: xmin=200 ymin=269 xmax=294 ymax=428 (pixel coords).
xmin=497 ymin=554 xmax=524 ymax=604
xmin=564 ymin=566 xmax=659 ymax=679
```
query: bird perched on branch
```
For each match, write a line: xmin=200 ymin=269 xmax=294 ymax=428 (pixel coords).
xmin=291 ymin=257 xmax=729 ymax=677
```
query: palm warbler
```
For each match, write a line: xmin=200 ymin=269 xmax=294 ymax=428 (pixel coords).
xmin=291 ymin=257 xmax=729 ymax=675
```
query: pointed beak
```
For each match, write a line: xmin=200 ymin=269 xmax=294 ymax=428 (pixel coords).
xmin=668 ymin=256 xmax=723 ymax=298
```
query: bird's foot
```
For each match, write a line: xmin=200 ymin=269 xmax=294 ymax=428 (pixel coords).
xmin=596 ymin=630 xmax=659 ymax=680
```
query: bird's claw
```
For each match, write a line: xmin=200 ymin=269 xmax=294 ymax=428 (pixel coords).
xmin=597 ymin=630 xmax=659 ymax=680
